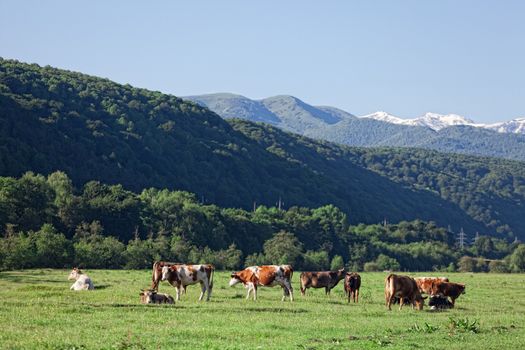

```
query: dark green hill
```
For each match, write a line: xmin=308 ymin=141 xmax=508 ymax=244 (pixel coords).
xmin=1 ymin=58 xmax=524 ymax=239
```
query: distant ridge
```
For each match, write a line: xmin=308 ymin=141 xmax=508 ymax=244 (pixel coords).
xmin=186 ymin=93 xmax=525 ymax=161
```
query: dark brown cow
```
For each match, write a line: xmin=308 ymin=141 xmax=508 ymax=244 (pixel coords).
xmin=384 ymin=274 xmax=426 ymax=310
xmin=415 ymin=277 xmax=449 ymax=295
xmin=300 ymin=268 xmax=346 ymax=296
xmin=229 ymin=265 xmax=294 ymax=301
xmin=430 ymin=281 xmax=465 ymax=306
xmin=344 ymin=272 xmax=361 ymax=303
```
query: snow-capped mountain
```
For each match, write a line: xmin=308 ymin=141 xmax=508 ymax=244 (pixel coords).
xmin=360 ymin=112 xmax=475 ymax=131
xmin=482 ymin=118 xmax=525 ymax=134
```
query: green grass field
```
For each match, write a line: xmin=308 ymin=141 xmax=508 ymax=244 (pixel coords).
xmin=0 ymin=270 xmax=524 ymax=349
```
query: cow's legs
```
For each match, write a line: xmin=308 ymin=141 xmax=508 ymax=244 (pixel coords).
xmin=325 ymin=287 xmax=330 ymax=295
xmin=252 ymin=284 xmax=257 ymax=301
xmin=399 ymin=297 xmax=405 ymax=310
xmin=198 ymin=282 xmax=206 ymax=301
xmin=283 ymin=281 xmax=293 ymax=301
xmin=246 ymin=283 xmax=254 ymax=300
xmin=206 ymin=280 xmax=212 ymax=301
xmin=386 ymin=293 xmax=393 ymax=310
xmin=355 ymin=289 xmax=359 ymax=303
xmin=176 ymin=285 xmax=182 ymax=301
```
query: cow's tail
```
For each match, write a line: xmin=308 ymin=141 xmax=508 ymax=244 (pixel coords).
xmin=151 ymin=261 xmax=161 ymax=290
xmin=209 ymin=265 xmax=214 ymax=291
xmin=385 ymin=273 xmax=394 ymax=304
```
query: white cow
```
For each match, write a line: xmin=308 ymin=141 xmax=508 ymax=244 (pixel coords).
xmin=68 ymin=268 xmax=94 ymax=291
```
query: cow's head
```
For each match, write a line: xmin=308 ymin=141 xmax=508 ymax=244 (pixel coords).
xmin=229 ymin=272 xmax=242 ymax=287
xmin=68 ymin=268 xmax=81 ymax=280
xmin=457 ymin=283 xmax=466 ymax=294
xmin=336 ymin=268 xmax=347 ymax=279
xmin=139 ymin=289 xmax=156 ymax=304
xmin=414 ymin=294 xmax=427 ymax=310
xmin=161 ymin=266 xmax=173 ymax=281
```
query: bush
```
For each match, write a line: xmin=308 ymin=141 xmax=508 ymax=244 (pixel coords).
xmin=330 ymin=255 xmax=344 ymax=270
xmin=363 ymin=261 xmax=380 ymax=272
xmin=488 ymin=260 xmax=508 ymax=273
xmin=457 ymin=256 xmax=476 ymax=272
xmin=302 ymin=250 xmax=329 ymax=270
xmin=74 ymin=235 xmax=125 ymax=268
xmin=375 ymin=254 xmax=400 ymax=271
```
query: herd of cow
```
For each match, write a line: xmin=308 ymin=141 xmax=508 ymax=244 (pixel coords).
xmin=67 ymin=262 xmax=466 ymax=311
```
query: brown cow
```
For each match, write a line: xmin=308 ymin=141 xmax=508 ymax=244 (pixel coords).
xmin=415 ymin=277 xmax=449 ymax=295
xmin=161 ymin=264 xmax=214 ymax=301
xmin=300 ymin=268 xmax=346 ymax=296
xmin=344 ymin=272 xmax=361 ymax=303
xmin=151 ymin=261 xmax=185 ymax=291
xmin=229 ymin=265 xmax=294 ymax=301
xmin=384 ymin=274 xmax=426 ymax=310
xmin=430 ymin=281 xmax=465 ymax=306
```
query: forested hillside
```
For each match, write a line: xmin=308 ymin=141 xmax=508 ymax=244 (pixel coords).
xmin=1 ymin=172 xmax=523 ymax=272
xmin=1 ymin=58 xmax=525 ymax=240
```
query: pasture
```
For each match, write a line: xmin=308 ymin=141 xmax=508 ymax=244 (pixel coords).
xmin=0 ymin=270 xmax=524 ymax=349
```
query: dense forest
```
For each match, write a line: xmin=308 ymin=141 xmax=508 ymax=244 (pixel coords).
xmin=1 ymin=58 xmax=525 ymax=241
xmin=1 ymin=172 xmax=524 ymax=272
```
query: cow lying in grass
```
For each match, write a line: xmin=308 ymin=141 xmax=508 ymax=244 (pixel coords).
xmin=68 ymin=268 xmax=94 ymax=291
xmin=428 ymin=295 xmax=453 ymax=310
xmin=139 ymin=290 xmax=175 ymax=304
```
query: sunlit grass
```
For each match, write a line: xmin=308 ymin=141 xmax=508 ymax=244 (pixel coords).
xmin=1 ymin=270 xmax=524 ymax=349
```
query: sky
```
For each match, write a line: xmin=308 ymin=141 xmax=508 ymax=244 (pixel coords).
xmin=1 ymin=1 xmax=524 ymax=123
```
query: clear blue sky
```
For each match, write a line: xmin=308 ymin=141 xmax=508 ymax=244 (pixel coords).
xmin=1 ymin=1 xmax=524 ymax=123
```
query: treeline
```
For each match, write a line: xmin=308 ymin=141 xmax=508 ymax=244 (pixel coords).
xmin=1 ymin=172 xmax=524 ymax=272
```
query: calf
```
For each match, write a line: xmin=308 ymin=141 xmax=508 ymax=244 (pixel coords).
xmin=229 ymin=265 xmax=294 ymax=301
xmin=161 ymin=264 xmax=214 ymax=301
xmin=384 ymin=274 xmax=426 ymax=310
xmin=68 ymin=268 xmax=94 ymax=291
xmin=344 ymin=272 xmax=361 ymax=303
xmin=300 ymin=268 xmax=346 ymax=296
xmin=431 ymin=281 xmax=465 ymax=306
xmin=415 ymin=277 xmax=449 ymax=295
xmin=428 ymin=295 xmax=453 ymax=310
xmin=139 ymin=290 xmax=175 ymax=304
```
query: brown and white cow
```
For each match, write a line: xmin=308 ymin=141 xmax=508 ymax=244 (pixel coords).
xmin=384 ymin=274 xmax=426 ymax=310
xmin=414 ymin=276 xmax=449 ymax=295
xmin=344 ymin=272 xmax=361 ymax=303
xmin=161 ymin=264 xmax=214 ymax=301
xmin=139 ymin=289 xmax=175 ymax=305
xmin=430 ymin=281 xmax=465 ymax=306
xmin=300 ymin=268 xmax=346 ymax=296
xmin=229 ymin=265 xmax=294 ymax=301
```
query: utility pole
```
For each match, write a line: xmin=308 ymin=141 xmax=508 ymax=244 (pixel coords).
xmin=457 ymin=227 xmax=467 ymax=250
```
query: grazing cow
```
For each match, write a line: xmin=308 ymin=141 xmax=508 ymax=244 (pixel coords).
xmin=428 ymin=295 xmax=453 ymax=310
xmin=300 ymin=268 xmax=346 ymax=296
xmin=161 ymin=264 xmax=214 ymax=301
xmin=415 ymin=277 xmax=449 ymax=295
xmin=384 ymin=274 xmax=426 ymax=310
xmin=430 ymin=281 xmax=465 ymax=306
xmin=68 ymin=268 xmax=94 ymax=291
xmin=229 ymin=265 xmax=294 ymax=301
xmin=139 ymin=289 xmax=175 ymax=304
xmin=344 ymin=272 xmax=361 ymax=303
xmin=151 ymin=261 xmax=185 ymax=292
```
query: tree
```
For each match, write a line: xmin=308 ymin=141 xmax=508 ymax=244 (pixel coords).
xmin=263 ymin=231 xmax=303 ymax=266
xmin=32 ymin=224 xmax=73 ymax=267
xmin=375 ymin=254 xmax=400 ymax=271
xmin=457 ymin=256 xmax=476 ymax=272
xmin=507 ymin=244 xmax=525 ymax=272
xmin=302 ymin=250 xmax=329 ymax=270
xmin=330 ymin=255 xmax=344 ymax=270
